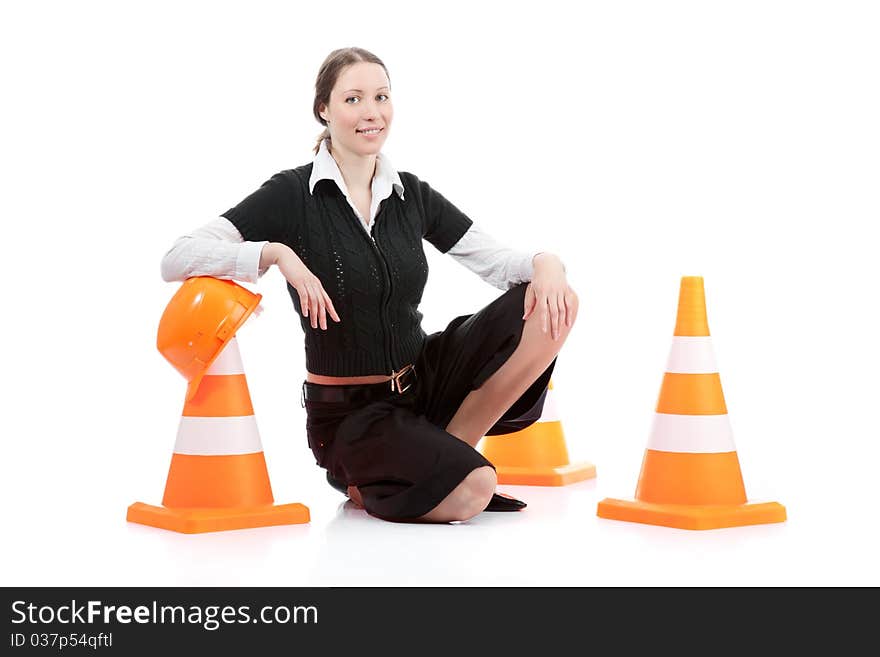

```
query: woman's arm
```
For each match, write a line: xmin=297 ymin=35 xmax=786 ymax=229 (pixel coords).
xmin=446 ymin=224 xmax=574 ymax=338
xmin=445 ymin=223 xmax=548 ymax=290
xmin=160 ymin=217 xmax=340 ymax=329
xmin=160 ymin=217 xmax=271 ymax=283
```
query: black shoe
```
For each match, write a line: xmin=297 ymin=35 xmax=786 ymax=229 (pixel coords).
xmin=326 ymin=472 xmax=349 ymax=496
xmin=484 ymin=492 xmax=527 ymax=512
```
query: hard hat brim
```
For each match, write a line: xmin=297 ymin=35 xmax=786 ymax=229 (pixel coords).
xmin=183 ymin=295 xmax=260 ymax=401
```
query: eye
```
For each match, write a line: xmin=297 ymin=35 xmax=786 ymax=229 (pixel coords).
xmin=377 ymin=94 xmax=389 ymax=102
xmin=345 ymin=96 xmax=360 ymax=104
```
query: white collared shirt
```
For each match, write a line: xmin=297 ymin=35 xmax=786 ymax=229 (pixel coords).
xmin=308 ymin=138 xmax=405 ymax=230
xmin=161 ymin=140 xmax=540 ymax=290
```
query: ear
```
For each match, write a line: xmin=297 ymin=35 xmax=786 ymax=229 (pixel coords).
xmin=318 ymin=103 xmax=328 ymax=122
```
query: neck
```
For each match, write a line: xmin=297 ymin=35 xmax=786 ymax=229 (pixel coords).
xmin=329 ymin=142 xmax=377 ymax=194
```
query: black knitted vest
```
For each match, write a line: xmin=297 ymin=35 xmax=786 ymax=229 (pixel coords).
xmin=222 ymin=163 xmax=472 ymax=376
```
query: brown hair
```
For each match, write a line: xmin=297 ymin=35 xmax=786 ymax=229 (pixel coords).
xmin=312 ymin=47 xmax=391 ymax=155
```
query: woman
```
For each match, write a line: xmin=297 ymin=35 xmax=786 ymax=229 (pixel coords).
xmin=161 ymin=47 xmax=578 ymax=523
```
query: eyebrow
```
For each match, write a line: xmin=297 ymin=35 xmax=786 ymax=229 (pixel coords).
xmin=342 ymin=87 xmax=390 ymax=94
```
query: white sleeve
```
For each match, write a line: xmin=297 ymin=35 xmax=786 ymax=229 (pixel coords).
xmin=445 ymin=223 xmax=541 ymax=290
xmin=160 ymin=217 xmax=270 ymax=283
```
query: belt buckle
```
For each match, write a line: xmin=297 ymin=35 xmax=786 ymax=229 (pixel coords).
xmin=390 ymin=364 xmax=414 ymax=394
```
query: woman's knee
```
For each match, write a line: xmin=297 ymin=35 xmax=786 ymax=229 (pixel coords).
xmin=424 ymin=465 xmax=496 ymax=523
xmin=452 ymin=466 xmax=496 ymax=521
xmin=467 ymin=465 xmax=497 ymax=500
xmin=567 ymin=290 xmax=579 ymax=326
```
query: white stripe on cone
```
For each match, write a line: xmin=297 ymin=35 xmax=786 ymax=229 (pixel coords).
xmin=537 ymin=386 xmax=560 ymax=423
xmin=665 ymin=336 xmax=718 ymax=374
xmin=173 ymin=416 xmax=264 ymax=455
xmin=206 ymin=337 xmax=246 ymax=376
xmin=646 ymin=413 xmax=737 ymax=453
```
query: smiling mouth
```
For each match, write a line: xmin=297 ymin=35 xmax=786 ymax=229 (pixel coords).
xmin=356 ymin=127 xmax=384 ymax=135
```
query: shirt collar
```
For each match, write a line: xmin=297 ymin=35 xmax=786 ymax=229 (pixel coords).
xmin=308 ymin=138 xmax=405 ymax=202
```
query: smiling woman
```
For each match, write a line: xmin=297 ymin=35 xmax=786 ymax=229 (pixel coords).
xmin=312 ymin=49 xmax=394 ymax=160
xmin=159 ymin=46 xmax=578 ymax=525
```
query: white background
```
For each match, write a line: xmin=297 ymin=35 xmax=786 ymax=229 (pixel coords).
xmin=2 ymin=0 xmax=878 ymax=586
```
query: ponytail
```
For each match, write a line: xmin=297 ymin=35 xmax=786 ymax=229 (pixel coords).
xmin=313 ymin=128 xmax=331 ymax=155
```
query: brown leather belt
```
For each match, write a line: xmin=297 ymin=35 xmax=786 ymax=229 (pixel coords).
xmin=301 ymin=365 xmax=417 ymax=405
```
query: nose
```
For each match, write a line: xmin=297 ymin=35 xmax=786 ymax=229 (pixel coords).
xmin=360 ymin=102 xmax=378 ymax=120
xmin=361 ymin=96 xmax=384 ymax=118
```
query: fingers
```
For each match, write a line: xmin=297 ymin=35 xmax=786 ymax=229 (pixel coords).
xmin=552 ymin=291 xmax=565 ymax=340
xmin=556 ymin=291 xmax=567 ymax=331
xmin=316 ymin=286 xmax=328 ymax=331
xmin=548 ymin=295 xmax=560 ymax=341
xmin=323 ymin=289 xmax=341 ymax=323
xmin=529 ymin=285 xmax=573 ymax=340
xmin=540 ymin=295 xmax=549 ymax=336
xmin=296 ymin=279 xmax=340 ymax=330
xmin=315 ymin=286 xmax=341 ymax=330
xmin=308 ymin=283 xmax=320 ymax=329
xmin=297 ymin=288 xmax=310 ymax=320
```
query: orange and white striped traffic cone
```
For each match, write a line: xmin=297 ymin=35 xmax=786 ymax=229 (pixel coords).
xmin=478 ymin=381 xmax=596 ymax=486
xmin=597 ymin=276 xmax=786 ymax=529
xmin=127 ymin=337 xmax=309 ymax=533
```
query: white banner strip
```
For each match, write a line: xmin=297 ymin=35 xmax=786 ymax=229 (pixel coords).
xmin=206 ymin=337 xmax=245 ymax=376
xmin=646 ymin=413 xmax=736 ymax=453
xmin=173 ymin=415 xmax=263 ymax=455
xmin=538 ymin=387 xmax=560 ymax=422
xmin=665 ymin=336 xmax=718 ymax=374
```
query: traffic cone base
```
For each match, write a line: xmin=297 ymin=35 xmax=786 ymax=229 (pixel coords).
xmin=479 ymin=383 xmax=596 ymax=486
xmin=126 ymin=501 xmax=310 ymax=534
xmin=596 ymin=498 xmax=786 ymax=531
xmin=494 ymin=462 xmax=597 ymax=486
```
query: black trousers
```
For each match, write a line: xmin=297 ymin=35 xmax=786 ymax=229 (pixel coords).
xmin=304 ymin=283 xmax=556 ymax=521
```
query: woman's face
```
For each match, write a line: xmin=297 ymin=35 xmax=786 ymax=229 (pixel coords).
xmin=320 ymin=62 xmax=393 ymax=159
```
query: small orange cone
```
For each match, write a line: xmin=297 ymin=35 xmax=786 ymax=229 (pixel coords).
xmin=597 ymin=276 xmax=786 ymax=530
xmin=478 ymin=381 xmax=596 ymax=485
xmin=128 ymin=336 xmax=309 ymax=533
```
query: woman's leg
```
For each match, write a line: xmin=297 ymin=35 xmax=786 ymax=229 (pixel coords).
xmin=444 ymin=288 xmax=578 ymax=448
xmin=347 ymin=466 xmax=496 ymax=522
xmin=414 ymin=465 xmax=496 ymax=522
xmin=326 ymin=398 xmax=499 ymax=523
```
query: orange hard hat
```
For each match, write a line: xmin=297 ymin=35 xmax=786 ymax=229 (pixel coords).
xmin=157 ymin=277 xmax=262 ymax=401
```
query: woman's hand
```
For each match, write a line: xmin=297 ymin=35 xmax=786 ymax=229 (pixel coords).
xmin=263 ymin=243 xmax=341 ymax=330
xmin=523 ymin=253 xmax=577 ymax=341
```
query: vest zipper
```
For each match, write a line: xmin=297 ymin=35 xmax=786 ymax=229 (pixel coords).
xmin=340 ymin=195 xmax=396 ymax=373
xmin=370 ymin=221 xmax=397 ymax=371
